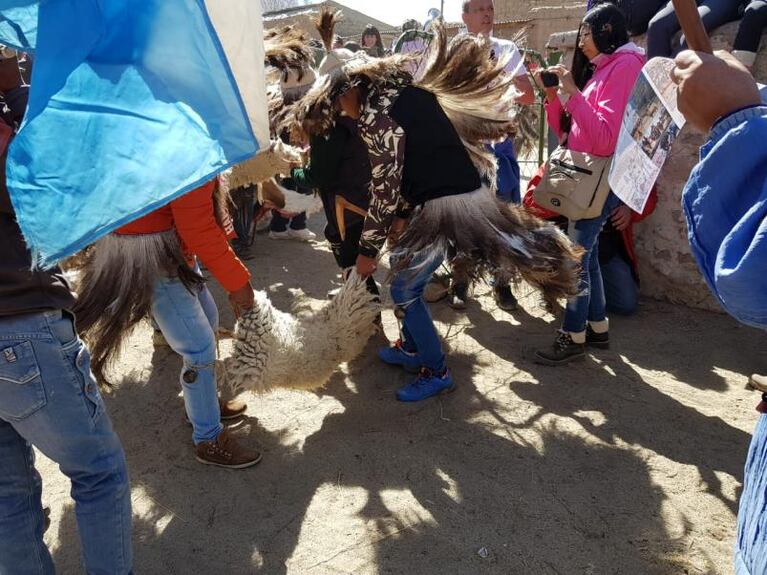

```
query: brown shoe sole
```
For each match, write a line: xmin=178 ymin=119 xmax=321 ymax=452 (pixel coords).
xmin=533 ymin=351 xmax=586 ymax=367
xmin=195 ymin=451 xmax=263 ymax=469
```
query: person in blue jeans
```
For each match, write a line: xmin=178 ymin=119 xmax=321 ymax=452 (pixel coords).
xmin=600 ymin=249 xmax=640 ymax=314
xmin=535 ymin=192 xmax=623 ymax=365
xmin=669 ymin=48 xmax=766 ymax=575
xmin=0 ymin=312 xmax=133 ymax=574
xmin=0 ymin=66 xmax=132 ymax=573
xmin=291 ymin=10 xmax=579 ymax=402
xmin=74 ymin=179 xmax=261 ymax=469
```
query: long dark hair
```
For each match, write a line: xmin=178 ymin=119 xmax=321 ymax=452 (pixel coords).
xmin=361 ymin=24 xmax=384 ymax=56
xmin=562 ymin=3 xmax=630 ymax=134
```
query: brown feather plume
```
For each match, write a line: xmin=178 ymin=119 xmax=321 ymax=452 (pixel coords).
xmin=281 ymin=55 xmax=412 ymax=137
xmin=263 ymin=25 xmax=314 ymax=80
xmin=416 ymin=23 xmax=521 ymax=188
xmin=315 ymin=6 xmax=342 ymax=52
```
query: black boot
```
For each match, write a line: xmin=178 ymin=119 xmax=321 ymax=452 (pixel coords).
xmin=585 ymin=324 xmax=609 ymax=349
xmin=494 ymin=283 xmax=518 ymax=311
xmin=535 ymin=332 xmax=586 ymax=366
xmin=448 ymin=281 xmax=469 ymax=310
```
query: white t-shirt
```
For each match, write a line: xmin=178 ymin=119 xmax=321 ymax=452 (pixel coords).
xmin=490 ymin=37 xmax=525 ymax=78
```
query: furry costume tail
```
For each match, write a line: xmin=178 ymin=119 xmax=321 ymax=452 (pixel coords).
xmin=225 ymin=273 xmax=380 ymax=394
xmin=259 ymin=177 xmax=323 ymax=216
xmin=226 ymin=140 xmax=304 ymax=191
xmin=264 ymin=25 xmax=314 ymax=78
xmin=73 ymin=232 xmax=204 ymax=385
xmin=390 ymin=187 xmax=583 ymax=307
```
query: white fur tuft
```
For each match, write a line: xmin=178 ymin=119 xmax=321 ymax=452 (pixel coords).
xmin=225 ymin=272 xmax=380 ymax=394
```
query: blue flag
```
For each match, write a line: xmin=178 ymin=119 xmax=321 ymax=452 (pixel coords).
xmin=0 ymin=0 xmax=269 ymax=267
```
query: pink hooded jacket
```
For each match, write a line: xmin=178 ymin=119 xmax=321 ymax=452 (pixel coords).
xmin=545 ymin=43 xmax=645 ymax=156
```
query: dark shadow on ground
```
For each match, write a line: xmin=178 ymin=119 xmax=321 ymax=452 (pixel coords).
xmin=46 ymin=218 xmax=751 ymax=574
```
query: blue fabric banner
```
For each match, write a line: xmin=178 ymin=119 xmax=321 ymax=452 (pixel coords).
xmin=0 ymin=0 xmax=267 ymax=266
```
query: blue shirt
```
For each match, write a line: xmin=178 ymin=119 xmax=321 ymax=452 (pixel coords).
xmin=683 ymin=105 xmax=767 ymax=329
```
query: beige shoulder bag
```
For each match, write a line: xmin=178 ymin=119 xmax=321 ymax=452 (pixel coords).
xmin=532 ymin=146 xmax=612 ymax=221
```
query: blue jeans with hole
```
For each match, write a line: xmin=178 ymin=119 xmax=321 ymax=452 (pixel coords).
xmin=151 ymin=277 xmax=222 ymax=445
xmin=390 ymin=253 xmax=446 ymax=372
xmin=0 ymin=310 xmax=132 ymax=574
xmin=563 ymin=193 xmax=622 ymax=334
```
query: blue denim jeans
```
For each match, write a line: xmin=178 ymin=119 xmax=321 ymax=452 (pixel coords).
xmin=0 ymin=311 xmax=132 ymax=574
xmin=151 ymin=278 xmax=222 ymax=445
xmin=601 ymin=255 xmax=639 ymax=316
xmin=735 ymin=414 xmax=767 ymax=575
xmin=390 ymin=253 xmax=446 ymax=372
xmin=563 ymin=192 xmax=622 ymax=334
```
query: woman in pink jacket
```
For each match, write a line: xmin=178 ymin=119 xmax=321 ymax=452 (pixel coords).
xmin=534 ymin=3 xmax=645 ymax=365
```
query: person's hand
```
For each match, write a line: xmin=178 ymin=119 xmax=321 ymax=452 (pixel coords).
xmin=610 ymin=204 xmax=633 ymax=231
xmin=355 ymin=254 xmax=377 ymax=278
xmin=671 ymin=50 xmax=761 ymax=133
xmin=548 ymin=65 xmax=578 ymax=96
xmin=386 ymin=217 xmax=409 ymax=247
xmin=533 ymin=70 xmax=560 ymax=103
xmin=229 ymin=281 xmax=255 ymax=318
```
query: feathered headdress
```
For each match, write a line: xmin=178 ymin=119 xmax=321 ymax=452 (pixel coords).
xmin=285 ymin=7 xmax=412 ymax=137
xmin=263 ymin=25 xmax=317 ymax=102
xmin=286 ymin=11 xmax=520 ymax=185
xmin=226 ymin=25 xmax=316 ymax=192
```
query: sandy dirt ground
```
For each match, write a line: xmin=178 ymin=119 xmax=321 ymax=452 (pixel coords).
xmin=37 ymin=214 xmax=764 ymax=575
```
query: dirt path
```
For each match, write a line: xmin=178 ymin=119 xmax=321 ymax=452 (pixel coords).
xmin=38 ymin=215 xmax=762 ymax=574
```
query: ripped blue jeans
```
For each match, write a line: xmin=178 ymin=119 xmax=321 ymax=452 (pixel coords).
xmin=151 ymin=276 xmax=222 ymax=445
xmin=390 ymin=252 xmax=446 ymax=372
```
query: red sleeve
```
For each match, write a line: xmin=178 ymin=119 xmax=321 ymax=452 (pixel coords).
xmin=170 ymin=181 xmax=250 ymax=292
xmin=523 ymin=164 xmax=561 ymax=220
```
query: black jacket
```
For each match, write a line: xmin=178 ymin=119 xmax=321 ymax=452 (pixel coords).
xmin=389 ymin=85 xmax=481 ymax=206
xmin=0 ymin=147 xmax=75 ymax=317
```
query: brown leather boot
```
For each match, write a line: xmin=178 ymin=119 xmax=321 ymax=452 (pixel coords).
xmin=195 ymin=430 xmax=262 ymax=469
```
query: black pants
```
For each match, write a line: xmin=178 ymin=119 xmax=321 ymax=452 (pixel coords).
xmin=647 ymin=0 xmax=742 ymax=58
xmin=321 ymin=192 xmax=378 ymax=296
xmin=734 ymin=0 xmax=767 ymax=61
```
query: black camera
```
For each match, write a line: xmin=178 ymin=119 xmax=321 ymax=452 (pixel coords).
xmin=540 ymin=71 xmax=559 ymax=88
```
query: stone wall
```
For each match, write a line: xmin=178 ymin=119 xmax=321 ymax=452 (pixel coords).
xmin=491 ymin=0 xmax=587 ymax=53
xmin=635 ymin=22 xmax=767 ymax=311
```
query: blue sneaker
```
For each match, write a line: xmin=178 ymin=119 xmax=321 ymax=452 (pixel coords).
xmin=378 ymin=340 xmax=421 ymax=373
xmin=396 ymin=368 xmax=454 ymax=402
